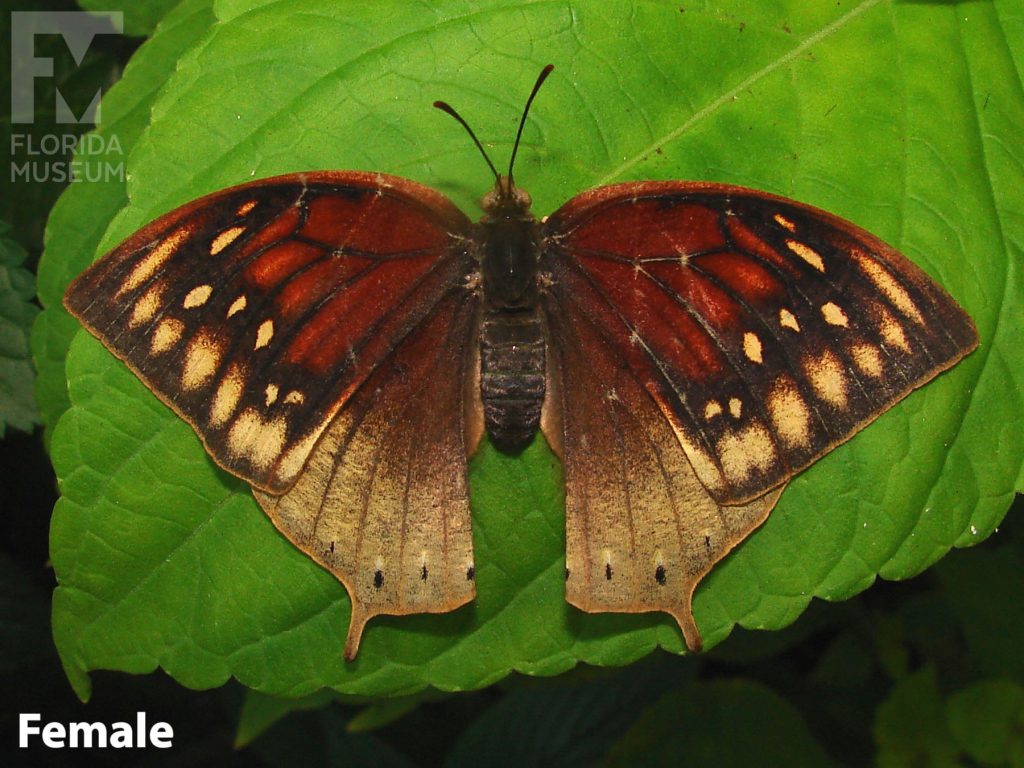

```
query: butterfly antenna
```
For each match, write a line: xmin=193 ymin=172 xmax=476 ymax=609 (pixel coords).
xmin=433 ymin=99 xmax=502 ymax=185
xmin=507 ymin=64 xmax=554 ymax=188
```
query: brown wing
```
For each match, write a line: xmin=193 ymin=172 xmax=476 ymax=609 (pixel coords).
xmin=542 ymin=290 xmax=781 ymax=652
xmin=543 ymin=181 xmax=978 ymax=506
xmin=255 ymin=289 xmax=481 ymax=659
xmin=64 ymin=171 xmax=473 ymax=495
xmin=64 ymin=171 xmax=482 ymax=658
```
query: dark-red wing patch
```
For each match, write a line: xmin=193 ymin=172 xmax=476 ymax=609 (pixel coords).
xmin=542 ymin=181 xmax=978 ymax=505
xmin=65 ymin=171 xmax=474 ymax=493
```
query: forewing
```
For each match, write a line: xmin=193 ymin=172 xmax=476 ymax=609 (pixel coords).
xmin=542 ymin=289 xmax=781 ymax=652
xmin=543 ymin=182 xmax=978 ymax=506
xmin=254 ymin=288 xmax=481 ymax=660
xmin=64 ymin=171 xmax=473 ymax=494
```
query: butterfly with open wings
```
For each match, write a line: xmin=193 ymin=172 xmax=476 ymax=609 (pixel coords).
xmin=64 ymin=66 xmax=978 ymax=659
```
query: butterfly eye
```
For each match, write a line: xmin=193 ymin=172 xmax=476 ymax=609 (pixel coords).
xmin=480 ymin=186 xmax=501 ymax=210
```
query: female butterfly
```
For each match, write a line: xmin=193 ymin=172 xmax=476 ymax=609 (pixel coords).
xmin=64 ymin=66 xmax=977 ymax=659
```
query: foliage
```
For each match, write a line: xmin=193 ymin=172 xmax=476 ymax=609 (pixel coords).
xmin=0 ymin=222 xmax=39 ymax=435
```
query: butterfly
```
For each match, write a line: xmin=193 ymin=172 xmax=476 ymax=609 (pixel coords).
xmin=64 ymin=65 xmax=978 ymax=660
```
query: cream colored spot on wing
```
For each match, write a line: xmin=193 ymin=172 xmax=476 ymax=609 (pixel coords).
xmin=676 ymin=432 xmax=725 ymax=494
xmin=255 ymin=319 xmax=274 ymax=350
xmin=880 ymin=313 xmax=913 ymax=354
xmin=729 ymin=397 xmax=743 ymax=419
xmin=236 ymin=200 xmax=257 ymax=216
xmin=717 ymin=423 xmax=775 ymax=484
xmin=210 ymin=364 xmax=245 ymax=426
xmin=872 ymin=307 xmax=913 ymax=354
xmin=806 ymin=350 xmax=848 ymax=407
xmin=857 ymin=255 xmax=924 ymax=324
xmin=284 ymin=390 xmax=305 ymax=405
xmin=121 ymin=227 xmax=190 ymax=296
xmin=183 ymin=284 xmax=213 ymax=309
xmin=227 ymin=295 xmax=247 ymax=318
xmin=787 ymin=239 xmax=825 ymax=272
xmin=274 ymin=428 xmax=324 ymax=485
xmin=743 ymin=332 xmax=763 ymax=363
xmin=769 ymin=378 xmax=811 ymax=447
xmin=129 ymin=284 xmax=163 ymax=327
xmin=779 ymin=308 xmax=800 ymax=332
xmin=150 ymin=317 xmax=184 ymax=355
xmin=210 ymin=226 xmax=245 ymax=255
xmin=227 ymin=408 xmax=287 ymax=470
xmin=704 ymin=400 xmax=722 ymax=420
xmin=265 ymin=383 xmax=279 ymax=407
xmin=821 ymin=301 xmax=849 ymax=327
xmin=774 ymin=213 xmax=797 ymax=232
xmin=851 ymin=343 xmax=884 ymax=377
xmin=182 ymin=331 xmax=222 ymax=391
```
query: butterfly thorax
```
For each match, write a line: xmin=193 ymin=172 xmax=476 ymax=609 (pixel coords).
xmin=476 ymin=178 xmax=546 ymax=452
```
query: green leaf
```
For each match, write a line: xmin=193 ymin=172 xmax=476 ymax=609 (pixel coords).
xmin=947 ymin=679 xmax=1024 ymax=767
xmin=241 ymin=687 xmax=439 ymax=743
xmin=244 ymin=704 xmax=415 ymax=768
xmin=874 ymin=666 xmax=960 ymax=768
xmin=937 ymin=519 xmax=1024 ymax=686
xmin=45 ymin=0 xmax=1022 ymax=699
xmin=236 ymin=688 xmax=336 ymax=747
xmin=447 ymin=658 xmax=692 ymax=767
xmin=603 ymin=679 xmax=832 ymax=767
xmin=0 ymin=222 xmax=39 ymax=435
xmin=346 ymin=697 xmax=422 ymax=734
xmin=78 ymin=0 xmax=185 ymax=38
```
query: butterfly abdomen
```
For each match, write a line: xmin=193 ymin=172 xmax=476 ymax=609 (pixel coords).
xmin=479 ymin=307 xmax=546 ymax=452
xmin=476 ymin=188 xmax=546 ymax=452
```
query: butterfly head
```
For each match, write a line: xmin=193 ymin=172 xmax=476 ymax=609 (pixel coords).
xmin=481 ymin=175 xmax=532 ymax=216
